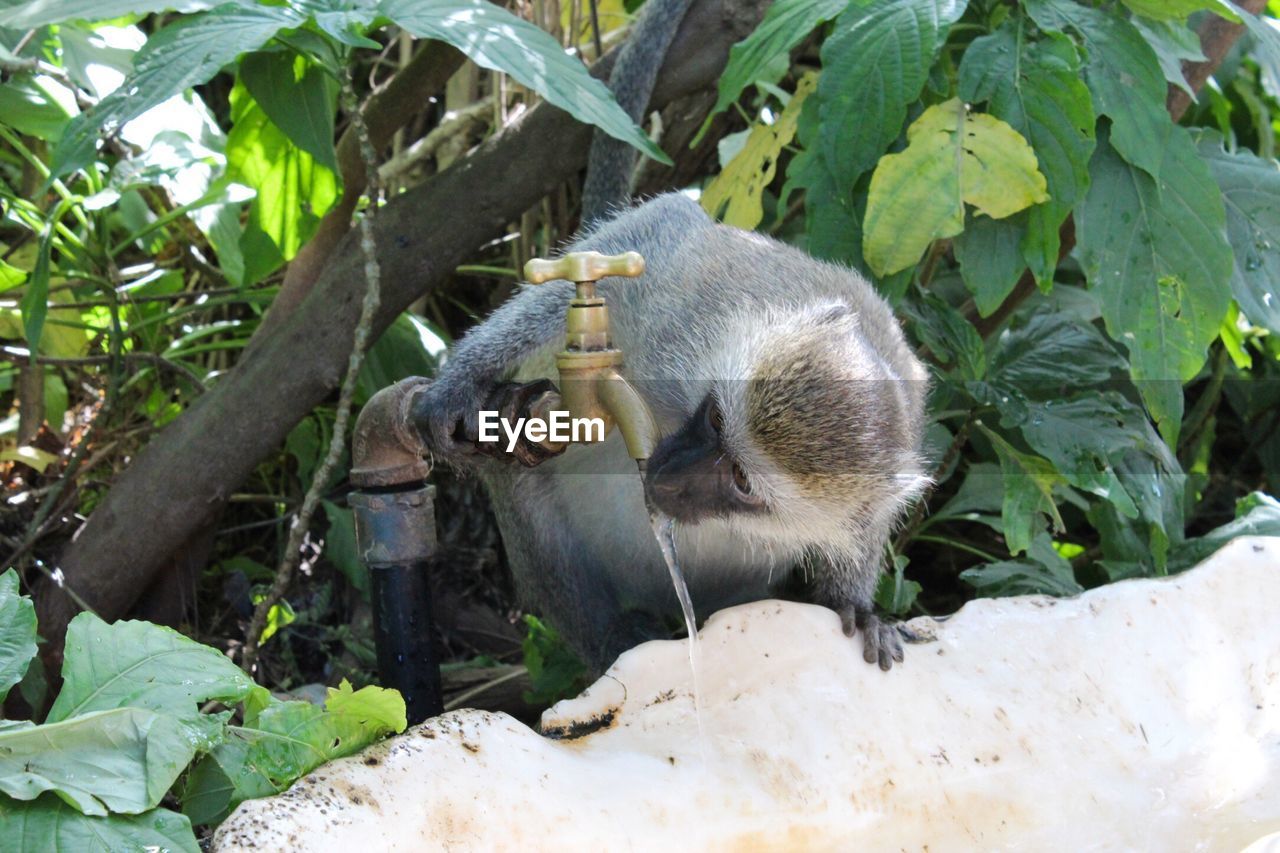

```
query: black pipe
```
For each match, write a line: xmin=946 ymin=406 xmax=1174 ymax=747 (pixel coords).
xmin=349 ymin=485 xmax=443 ymax=724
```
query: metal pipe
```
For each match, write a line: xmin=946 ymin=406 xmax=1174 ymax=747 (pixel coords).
xmin=349 ymin=486 xmax=443 ymax=724
xmin=350 ymin=378 xmax=442 ymax=724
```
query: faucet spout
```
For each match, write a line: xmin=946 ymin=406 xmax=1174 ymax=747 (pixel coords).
xmin=597 ymin=368 xmax=658 ymax=462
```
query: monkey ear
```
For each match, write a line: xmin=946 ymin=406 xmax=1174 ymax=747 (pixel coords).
xmin=809 ymin=302 xmax=855 ymax=326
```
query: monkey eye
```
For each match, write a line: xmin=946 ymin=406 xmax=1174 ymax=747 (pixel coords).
xmin=731 ymin=462 xmax=751 ymax=495
xmin=708 ymin=399 xmax=724 ymax=433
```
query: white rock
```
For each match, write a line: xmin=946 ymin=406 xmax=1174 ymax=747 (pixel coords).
xmin=213 ymin=537 xmax=1280 ymax=851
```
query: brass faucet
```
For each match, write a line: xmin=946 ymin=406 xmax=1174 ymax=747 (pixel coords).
xmin=521 ymin=250 xmax=659 ymax=467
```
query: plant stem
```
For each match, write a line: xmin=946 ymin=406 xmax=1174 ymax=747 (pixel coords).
xmin=239 ymin=64 xmax=385 ymax=677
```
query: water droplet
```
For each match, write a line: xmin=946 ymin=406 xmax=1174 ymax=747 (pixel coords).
xmin=1245 ymin=255 xmax=1262 ymax=271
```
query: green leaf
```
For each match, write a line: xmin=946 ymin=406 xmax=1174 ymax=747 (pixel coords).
xmin=257 ymin=600 xmax=295 ymax=646
xmin=226 ymin=82 xmax=339 ymax=261
xmin=930 ymin=462 xmax=1004 ymax=529
xmin=1167 ymin=492 xmax=1280 ymax=572
xmin=182 ymin=680 xmax=404 ymax=823
xmin=322 ymin=500 xmax=369 ymax=599
xmin=1120 ymin=0 xmax=1224 ymax=20
xmin=818 ymin=0 xmax=968 ymax=189
xmin=0 ymin=0 xmax=217 ymax=27
xmin=53 ymin=3 xmax=304 ymax=176
xmin=1196 ymin=131 xmax=1280 ymax=335
xmin=958 ymin=25 xmax=1095 ymax=286
xmin=981 ymin=426 xmax=1065 ymax=555
xmin=953 ymin=213 xmax=1027 ymax=317
xmin=961 ymin=534 xmax=1083 ymax=596
xmin=1024 ymin=0 xmax=1171 ymax=180
xmin=293 ymin=0 xmax=383 ymax=48
xmin=0 ymin=796 xmax=198 ymax=853
xmin=699 ymin=0 xmax=846 ymax=142
xmin=987 ymin=309 xmax=1125 ymax=390
xmin=47 ymin=613 xmax=256 ymax=724
xmin=19 ymin=223 xmax=52 ymax=354
xmin=1075 ymin=126 xmax=1233 ymax=444
xmin=1228 ymin=0 xmax=1280 ymax=95
xmin=521 ymin=614 xmax=586 ymax=705
xmin=0 ymin=708 xmax=197 ymax=815
xmin=355 ymin=312 xmax=441 ymax=404
xmin=904 ymin=291 xmax=987 ymax=380
xmin=240 ymin=50 xmax=339 ymax=174
xmin=874 ymin=554 xmax=921 ymax=616
xmin=323 ymin=679 xmax=407 ymax=733
xmin=382 ymin=0 xmax=668 ymax=165
xmin=1132 ymin=17 xmax=1205 ymax=98
xmin=783 ymin=96 xmax=867 ymax=270
xmin=0 ymin=76 xmax=73 ymax=140
xmin=863 ymin=98 xmax=1048 ymax=277
xmin=0 ymin=568 xmax=37 ymax=704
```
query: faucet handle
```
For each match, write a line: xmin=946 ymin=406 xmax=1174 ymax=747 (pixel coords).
xmin=524 ymin=251 xmax=644 ymax=284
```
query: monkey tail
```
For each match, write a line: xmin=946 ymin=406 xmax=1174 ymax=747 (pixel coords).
xmin=579 ymin=0 xmax=697 ymax=229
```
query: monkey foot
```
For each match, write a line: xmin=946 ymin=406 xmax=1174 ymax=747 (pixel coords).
xmin=838 ymin=608 xmax=906 ymax=672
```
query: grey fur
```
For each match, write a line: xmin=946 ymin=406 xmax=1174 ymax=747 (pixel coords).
xmin=580 ymin=0 xmax=697 ymax=227
xmin=415 ymin=195 xmax=929 ymax=671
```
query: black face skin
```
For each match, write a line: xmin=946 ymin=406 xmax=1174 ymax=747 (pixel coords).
xmin=644 ymin=394 xmax=767 ymax=523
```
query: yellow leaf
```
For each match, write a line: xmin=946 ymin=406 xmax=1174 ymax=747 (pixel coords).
xmin=863 ymin=98 xmax=1048 ymax=277
xmin=561 ymin=0 xmax=630 ymax=50
xmin=701 ymin=73 xmax=817 ymax=230
xmin=42 ymin=288 xmax=91 ymax=358
xmin=1 ymin=445 xmax=60 ymax=472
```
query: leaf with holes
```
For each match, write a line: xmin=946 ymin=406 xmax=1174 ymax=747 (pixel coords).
xmin=863 ymin=99 xmax=1048 ymax=277
xmin=702 ymin=74 xmax=815 ymax=229
xmin=1024 ymin=0 xmax=1171 ymax=180
xmin=1075 ymin=126 xmax=1232 ymax=444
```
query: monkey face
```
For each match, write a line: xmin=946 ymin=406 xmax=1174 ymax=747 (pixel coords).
xmin=644 ymin=394 xmax=767 ymax=524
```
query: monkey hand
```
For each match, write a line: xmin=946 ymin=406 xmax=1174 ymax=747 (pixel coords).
xmin=412 ymin=376 xmax=564 ymax=468
xmin=838 ymin=606 xmax=907 ymax=672
xmin=411 ymin=374 xmax=488 ymax=464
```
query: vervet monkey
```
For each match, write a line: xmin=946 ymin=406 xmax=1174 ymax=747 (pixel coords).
xmin=415 ymin=0 xmax=929 ymax=672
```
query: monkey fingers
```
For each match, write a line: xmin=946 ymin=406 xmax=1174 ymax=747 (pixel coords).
xmin=839 ymin=606 xmax=906 ymax=672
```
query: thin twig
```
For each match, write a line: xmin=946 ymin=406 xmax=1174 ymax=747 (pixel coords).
xmin=239 ymin=65 xmax=385 ymax=676
xmin=2 ymin=285 xmax=128 ymax=611
xmin=444 ymin=666 xmax=529 ymax=711
xmin=3 ymin=350 xmax=207 ymax=391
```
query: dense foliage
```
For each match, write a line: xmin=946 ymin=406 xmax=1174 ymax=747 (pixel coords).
xmin=1 ymin=0 xmax=1279 ymax=844
xmin=700 ymin=0 xmax=1280 ymax=609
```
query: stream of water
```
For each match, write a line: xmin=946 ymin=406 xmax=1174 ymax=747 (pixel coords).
xmin=649 ymin=513 xmax=706 ymax=747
